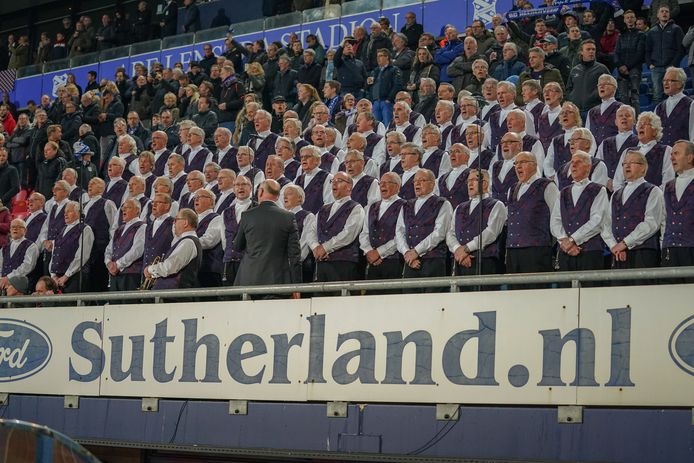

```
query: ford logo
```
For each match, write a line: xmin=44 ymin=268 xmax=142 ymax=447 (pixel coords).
xmin=0 ymin=319 xmax=52 ymax=382
xmin=669 ymin=315 xmax=694 ymax=376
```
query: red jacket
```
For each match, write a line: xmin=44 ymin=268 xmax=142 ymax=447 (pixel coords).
xmin=2 ymin=113 xmax=16 ymax=137
xmin=0 ymin=208 xmax=10 ymax=249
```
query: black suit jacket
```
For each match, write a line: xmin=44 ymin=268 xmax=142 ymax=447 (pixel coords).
xmin=233 ymin=201 xmax=301 ymax=286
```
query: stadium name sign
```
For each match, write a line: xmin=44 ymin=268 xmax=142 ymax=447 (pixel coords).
xmin=1 ymin=286 xmax=693 ymax=406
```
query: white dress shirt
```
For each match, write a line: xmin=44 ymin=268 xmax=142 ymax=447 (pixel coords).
xmin=359 ymin=195 xmax=402 ymax=259
xmin=238 ymin=164 xmax=265 ymax=192
xmin=422 ymin=146 xmax=452 ymax=178
xmin=104 ymin=218 xmax=146 ymax=270
xmin=0 ymin=238 xmax=39 ymax=278
xmin=49 ymin=222 xmax=94 ymax=278
xmin=290 ymin=206 xmax=316 ymax=261
xmin=395 ymin=193 xmax=453 ymax=256
xmin=307 ymin=196 xmax=365 ymax=253
xmin=444 ymin=164 xmax=469 ymax=190
xmin=360 ymin=130 xmax=387 ymax=166
xmin=395 ymin=122 xmax=423 ymax=146
xmin=214 ymin=189 xmax=235 ymax=213
xmin=25 ymin=210 xmax=48 ymax=245
xmin=543 ymin=127 xmax=597 ymax=178
xmin=219 ymin=198 xmax=252 ymax=250
xmin=197 ymin=209 xmax=223 ymax=250
xmin=550 ymin=179 xmax=609 ymax=245
xmin=446 ymin=193 xmax=507 ymax=253
xmin=148 ymin=231 xmax=198 ymax=278
xmin=674 ymin=167 xmax=694 ymax=200
xmin=662 ymin=92 xmax=694 ymax=141
xmin=601 ymin=176 xmax=665 ymax=249
xmin=612 ymin=140 xmax=675 ymax=191
xmin=541 ymin=104 xmax=561 ymax=127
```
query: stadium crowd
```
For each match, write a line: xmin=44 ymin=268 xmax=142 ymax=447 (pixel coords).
xmin=0 ymin=1 xmax=693 ymax=297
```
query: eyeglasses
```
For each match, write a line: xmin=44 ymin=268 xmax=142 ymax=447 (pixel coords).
xmin=501 ymin=140 xmax=521 ymax=145
xmin=662 ymin=79 xmax=681 ymax=84
xmin=413 ymin=179 xmax=433 ymax=184
xmin=330 ymin=178 xmax=350 ymax=184
xmin=513 ymin=160 xmax=536 ymax=166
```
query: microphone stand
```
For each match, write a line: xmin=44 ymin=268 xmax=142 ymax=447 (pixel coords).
xmin=78 ymin=152 xmax=85 ymax=294
xmin=476 ymin=121 xmax=483 ymax=291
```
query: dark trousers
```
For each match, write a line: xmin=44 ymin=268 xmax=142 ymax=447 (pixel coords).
xmin=455 ymin=256 xmax=499 ymax=291
xmin=558 ymin=249 xmax=605 ymax=287
xmin=62 ymin=271 xmax=87 ymax=293
xmin=617 ymin=67 xmax=641 ymax=113
xmin=110 ymin=273 xmax=141 ymax=292
xmin=506 ymin=246 xmax=553 ymax=289
xmin=302 ymin=256 xmax=316 ymax=283
xmin=223 ymin=261 xmax=241 ymax=287
xmin=316 ymin=260 xmax=359 ymax=296
xmin=90 ymin=246 xmax=109 ymax=293
xmin=612 ymin=248 xmax=659 ymax=286
xmin=199 ymin=271 xmax=222 ymax=288
xmin=403 ymin=257 xmax=446 ymax=293
xmin=661 ymin=247 xmax=694 ymax=284
xmin=365 ymin=257 xmax=403 ymax=295
xmin=27 ymin=253 xmax=44 ymax=294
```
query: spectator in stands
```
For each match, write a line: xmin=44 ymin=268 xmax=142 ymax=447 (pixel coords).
xmin=649 ymin=0 xmax=679 ymax=26
xmin=33 ymin=275 xmax=58 ymax=297
xmin=567 ymin=39 xmax=610 ymax=114
xmin=297 ymin=49 xmax=322 ymax=92
xmin=96 ymin=14 xmax=116 ymax=51
xmin=364 ymin=23 xmax=392 ymax=72
xmin=662 ymin=140 xmax=694 ymax=268
xmin=602 ymin=150 xmax=663 ymax=271
xmin=160 ymin=0 xmax=178 ymax=37
xmin=685 ymin=25 xmax=694 ymax=82
xmin=407 ymin=47 xmax=440 ymax=102
xmin=35 ymin=33 xmax=52 ymax=65
xmin=0 ymin=147 xmax=19 ymax=209
xmin=615 ymin=10 xmax=646 ymax=113
xmin=447 ymin=36 xmax=484 ymax=94
xmin=471 ymin=19 xmax=495 ymax=55
xmin=400 ymin=11 xmax=423 ymax=50
xmin=509 ymin=18 xmax=549 ymax=50
xmin=434 ymin=27 xmax=466 ymax=83
xmin=69 ymin=21 xmax=92 ymax=57
xmin=274 ymin=56 xmax=299 ymax=105
xmin=59 ymin=101 xmax=82 ymax=147
xmin=645 ymin=5 xmax=685 ymax=104
xmin=8 ymin=35 xmax=29 ymax=70
xmin=36 ymin=142 xmax=67 ymax=200
xmin=655 ymin=67 xmax=694 ymax=146
xmin=491 ymin=42 xmax=525 ymax=81
xmin=223 ymin=34 xmax=249 ymax=77
xmin=132 ymin=1 xmax=152 ymax=43
xmin=181 ymin=0 xmax=201 ymax=33
xmin=51 ymin=32 xmax=68 ymax=60
xmin=198 ymin=44 xmax=217 ymax=76
xmin=217 ymin=64 xmax=245 ymax=132
xmin=209 ymin=8 xmax=231 ymax=29
xmin=334 ymin=37 xmax=367 ymax=98
xmin=367 ymin=49 xmax=402 ymax=127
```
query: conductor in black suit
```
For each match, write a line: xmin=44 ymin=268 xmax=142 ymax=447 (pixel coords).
xmin=233 ymin=179 xmax=302 ymax=286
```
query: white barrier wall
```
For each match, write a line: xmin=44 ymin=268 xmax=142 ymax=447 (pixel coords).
xmin=1 ymin=285 xmax=692 ymax=406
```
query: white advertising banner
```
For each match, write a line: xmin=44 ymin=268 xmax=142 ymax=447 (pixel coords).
xmin=1 ymin=286 xmax=693 ymax=406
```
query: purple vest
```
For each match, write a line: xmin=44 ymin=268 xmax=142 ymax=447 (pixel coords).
xmin=507 ymin=178 xmax=552 ymax=248
xmin=121 ymin=154 xmax=137 ymax=182
xmin=551 ymin=134 xmax=572 ymax=174
xmin=277 ymin=176 xmax=292 ymax=188
xmin=400 ymin=173 xmax=416 ymax=201
xmin=422 ymin=149 xmax=445 ymax=177
xmin=111 ymin=221 xmax=145 ymax=274
xmin=611 ymin=182 xmax=658 ymax=250
xmin=144 ymin=175 xmax=156 ymax=198
xmin=223 ymin=205 xmax=244 ymax=262
xmin=367 ymin=199 xmax=405 ymax=260
xmin=470 ymin=149 xmax=495 ymax=170
xmin=144 ymin=216 xmax=174 ymax=267
xmin=316 ymin=200 xmax=360 ymax=263
xmin=153 ymin=149 xmax=172 ymax=176
xmin=438 ymin=124 xmax=455 ymax=150
xmin=655 ymin=96 xmax=693 ymax=148
xmin=482 ymin=102 xmax=501 ymax=122
xmin=251 ymin=133 xmax=279 ymax=172
xmin=285 ymin=160 xmax=300 ymax=180
xmin=450 ymin=119 xmax=482 ymax=146
xmin=50 ymin=224 xmax=86 ymax=275
xmin=487 ymin=110 xmax=509 ymax=153
xmin=403 ymin=195 xmax=448 ymax=259
xmin=295 ymin=209 xmax=309 ymax=236
xmin=171 ymin=175 xmax=186 ymax=201
xmin=215 ymin=192 xmax=236 ymax=213
xmin=525 ymin=102 xmax=545 ymax=129
xmin=217 ymin=147 xmax=239 ymax=172
xmin=380 ymin=158 xmax=404 ymax=178
xmin=294 ymin=139 xmax=310 ymax=160
xmin=491 ymin=160 xmax=518 ymax=205
xmin=179 ymin=191 xmax=196 ymax=211
xmin=68 ymin=187 xmax=83 ymax=202
xmin=240 ymin=167 xmax=262 ymax=190
xmin=84 ymin=198 xmax=111 ymax=249
xmin=364 ymin=133 xmax=383 ymax=160
xmin=351 ymin=175 xmax=376 ymax=207
xmin=319 ymin=152 xmax=336 ymax=173
xmin=560 ymin=182 xmax=604 ymax=252
xmin=186 ymin=148 xmax=211 ymax=173
xmin=601 ymin=134 xmax=638 ymax=178
xmin=153 ymin=235 xmax=202 ymax=289
xmin=454 ymin=197 xmax=500 ymax=258
xmin=663 ymin=180 xmax=694 ymax=248
xmin=104 ymin=179 xmax=127 ymax=206
xmin=46 ymin=204 xmax=66 ymax=241
xmin=537 ymin=111 xmax=563 ymax=150
xmin=25 ymin=212 xmax=47 ymax=243
xmin=438 ymin=169 xmax=471 ymax=210
xmin=558 ymin=158 xmax=603 ymax=190
xmin=588 ymin=101 xmax=621 ymax=146
xmin=295 ymin=169 xmax=329 ymax=214
xmin=644 ymin=144 xmax=667 ymax=187
xmin=197 ymin=212 xmax=223 ymax=273
xmin=1 ymin=240 xmax=32 ymax=276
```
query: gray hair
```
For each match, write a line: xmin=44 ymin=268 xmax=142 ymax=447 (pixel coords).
xmin=284 ymin=184 xmax=305 ymax=204
xmin=637 ymin=112 xmax=663 ymax=141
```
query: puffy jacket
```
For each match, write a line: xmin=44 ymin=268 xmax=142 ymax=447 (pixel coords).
xmin=615 ymin=27 xmax=645 ymax=70
xmin=333 ymin=47 xmax=367 ymax=93
xmin=434 ymin=40 xmax=466 ymax=83
xmin=645 ymin=20 xmax=685 ymax=68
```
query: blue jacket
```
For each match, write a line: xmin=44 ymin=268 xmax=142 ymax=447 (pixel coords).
xmin=645 ymin=20 xmax=685 ymax=68
xmin=369 ymin=64 xmax=402 ymax=102
xmin=434 ymin=40 xmax=465 ymax=83
xmin=491 ymin=58 xmax=526 ymax=81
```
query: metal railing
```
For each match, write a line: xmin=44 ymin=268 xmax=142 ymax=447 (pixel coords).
xmin=2 ymin=266 xmax=693 ymax=306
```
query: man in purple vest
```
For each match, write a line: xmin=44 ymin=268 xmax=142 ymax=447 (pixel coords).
xmin=585 ymin=74 xmax=622 ymax=147
xmin=434 ymin=100 xmax=456 ymax=151
xmin=602 ymin=151 xmax=664 ymax=271
xmin=104 ymin=157 xmax=128 ymax=207
xmin=236 ymin=146 xmax=265 ymax=194
xmin=544 ymin=101 xmax=596 ymax=180
xmin=345 ymin=150 xmax=379 ymax=207
xmin=420 ymin=124 xmax=451 ymax=179
xmin=0 ymin=219 xmax=39 ymax=291
xmin=311 ymin=124 xmax=340 ymax=174
xmin=84 ymin=177 xmax=117 ymax=292
xmin=343 ymin=132 xmax=380 ymax=178
xmin=355 ymin=112 xmax=386 ymax=166
xmin=520 ymin=79 xmax=545 ymax=131
xmin=324 ymin=127 xmax=345 ymax=163
xmin=283 ymin=184 xmax=316 ymax=283
xmin=166 ymin=154 xmax=188 ymax=201
xmin=138 ymin=151 xmax=156 ymax=198
xmin=123 ymin=176 xmax=151 ymax=223
xmin=393 ymin=91 xmax=427 ymax=128
xmin=655 ymin=67 xmax=694 ymax=147
xmin=143 ymin=193 xmax=174 ymax=271
xmin=105 ymin=198 xmax=146 ymax=291
xmin=204 ymin=162 xmax=221 ymax=197
xmin=294 ymin=145 xmax=333 ymax=214
xmin=214 ymin=127 xmax=239 ymax=172
xmin=596 ymin=105 xmax=639 ymax=192
xmin=450 ymin=96 xmax=482 ymax=148
xmin=490 ymin=132 xmax=521 ymax=204
xmin=396 ymin=169 xmax=453 ymax=289
xmin=248 ymin=110 xmax=279 ymax=173
xmin=447 ymin=169 xmax=507 ymax=276
xmin=537 ymin=81 xmax=564 ymax=150
xmin=174 ymin=120 xmax=193 ymax=158
xmin=661 ymin=140 xmax=694 ymax=269
xmin=463 ymin=124 xmax=494 ymax=170
xmin=220 ymin=175 xmax=255 ymax=285
xmin=49 ymin=201 xmax=94 ymax=293
xmin=116 ymin=134 xmax=141 ymax=182
xmin=484 ymin=81 xmax=536 ymax=154
xmin=41 ymin=180 xmax=70 ymax=275
xmin=556 ymin=128 xmax=608 ymax=190
xmin=550 ymin=151 xmax=609 ymax=272
xmin=275 ymin=137 xmax=300 ymax=181
xmin=179 ymin=170 xmax=205 ymax=211
xmin=264 ymin=155 xmax=292 ymax=204
xmin=25 ymin=192 xmax=47 ymax=245
xmin=612 ymin=112 xmax=675 ymax=191
xmin=381 ymin=131 xmax=405 ymax=177
xmin=185 ymin=127 xmax=214 ymax=173
xmin=309 ymin=171 xmax=365 ymax=283
xmin=359 ymin=171 xmax=406 ymax=284
xmin=145 ymin=208 xmax=202 ymax=290
xmin=439 ymin=143 xmax=471 ymax=210
xmin=480 ymin=78 xmax=501 ymax=122
xmin=194 ymin=188 xmax=224 ymax=287
xmin=389 ymin=101 xmax=422 ymax=145
xmin=506 ymin=151 xmax=559 ymax=276
xmin=214 ymin=169 xmax=237 ymax=214
xmin=398 ymin=142 xmax=421 ymax=201
xmin=504 ymin=109 xmax=545 ymax=173
xmin=151 ymin=130 xmax=172 ymax=177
